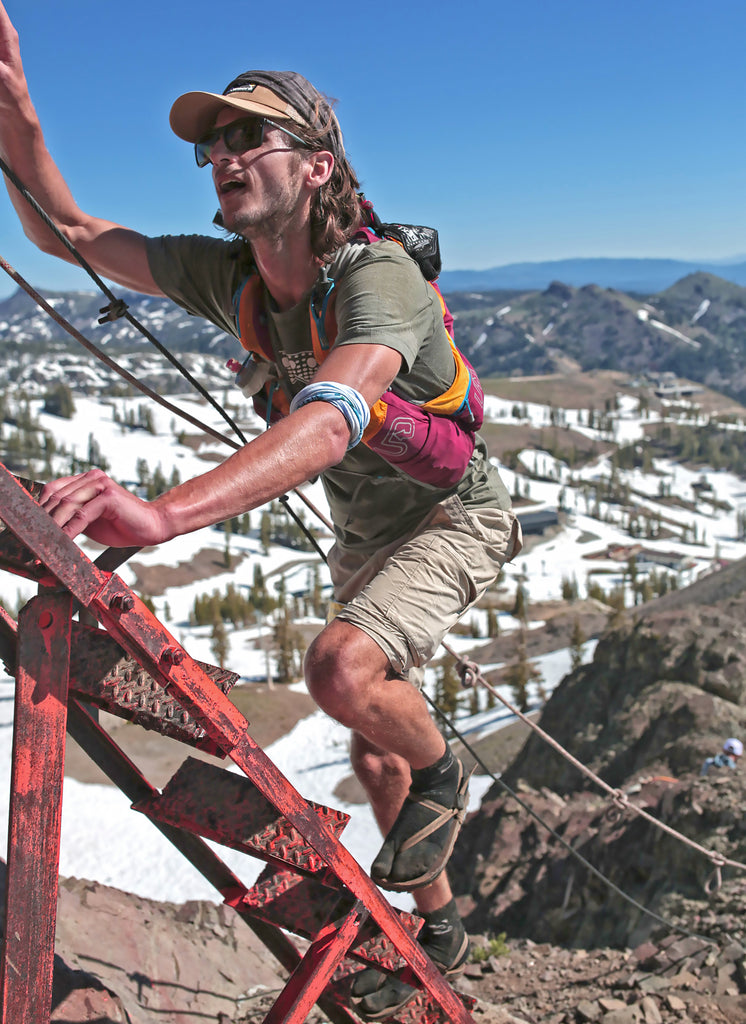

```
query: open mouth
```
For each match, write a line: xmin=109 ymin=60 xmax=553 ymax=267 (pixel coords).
xmin=218 ymin=180 xmax=244 ymax=194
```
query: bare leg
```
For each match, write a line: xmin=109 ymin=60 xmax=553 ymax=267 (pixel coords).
xmin=305 ymin=619 xmax=466 ymax=892
xmin=347 ymin=731 xmax=469 ymax=1020
xmin=305 ymin=619 xmax=447 ymax=769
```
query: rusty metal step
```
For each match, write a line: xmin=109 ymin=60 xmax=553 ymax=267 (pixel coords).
xmin=133 ymin=757 xmax=350 ymax=876
xmin=233 ymin=865 xmax=423 ymax=972
xmin=0 ymin=475 xmax=49 ymax=582
xmin=68 ymin=623 xmax=238 ymax=755
xmin=0 ymin=529 xmax=48 ymax=582
xmin=382 ymin=990 xmax=477 ymax=1024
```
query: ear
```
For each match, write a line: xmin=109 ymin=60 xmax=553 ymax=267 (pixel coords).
xmin=304 ymin=150 xmax=334 ymax=189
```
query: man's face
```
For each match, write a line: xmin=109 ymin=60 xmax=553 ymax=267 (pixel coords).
xmin=209 ymin=108 xmax=307 ymax=238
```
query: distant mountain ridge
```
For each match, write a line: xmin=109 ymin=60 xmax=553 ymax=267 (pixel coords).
xmin=447 ymin=270 xmax=746 ymax=404
xmin=438 ymin=256 xmax=746 ymax=293
xmin=2 ymin=269 xmax=746 ymax=405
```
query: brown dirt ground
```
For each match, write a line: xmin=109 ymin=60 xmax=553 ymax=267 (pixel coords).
xmin=478 ymin=420 xmax=616 ymax=465
xmin=479 ymin=370 xmax=636 ymax=410
xmin=482 ymin=370 xmax=746 ymax=419
xmin=128 ymin=546 xmax=249 ymax=597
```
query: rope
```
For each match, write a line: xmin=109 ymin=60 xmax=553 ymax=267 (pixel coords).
xmin=441 ymin=640 xmax=746 ymax=886
xmin=0 ymin=154 xmax=247 ymax=445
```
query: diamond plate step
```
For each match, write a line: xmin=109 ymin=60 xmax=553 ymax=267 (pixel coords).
xmin=69 ymin=623 xmax=238 ymax=755
xmin=385 ymin=990 xmax=476 ymax=1024
xmin=234 ymin=865 xmax=423 ymax=970
xmin=134 ymin=757 xmax=350 ymax=875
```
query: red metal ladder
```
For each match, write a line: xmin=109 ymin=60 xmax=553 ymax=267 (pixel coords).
xmin=0 ymin=462 xmax=475 ymax=1024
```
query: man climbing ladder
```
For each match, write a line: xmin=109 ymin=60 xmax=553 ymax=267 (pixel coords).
xmin=0 ymin=5 xmax=521 ymax=1016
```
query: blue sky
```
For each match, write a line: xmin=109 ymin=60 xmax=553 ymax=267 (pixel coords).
xmin=1 ymin=0 xmax=745 ymax=298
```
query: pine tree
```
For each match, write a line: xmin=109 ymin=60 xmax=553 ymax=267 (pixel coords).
xmin=308 ymin=564 xmax=325 ymax=618
xmin=486 ymin=608 xmax=499 ymax=637
xmin=136 ymin=458 xmax=150 ymax=489
xmin=435 ymin=654 xmax=462 ymax=718
xmin=210 ymin=617 xmax=230 ymax=667
xmin=569 ymin=617 xmax=585 ymax=671
xmin=260 ymin=511 xmax=271 ymax=555
xmin=223 ymin=520 xmax=232 ymax=570
xmin=272 ymin=601 xmax=302 ymax=683
xmin=512 ymin=581 xmax=528 ymax=623
xmin=42 ymin=383 xmax=75 ymax=419
xmin=148 ymin=464 xmax=168 ymax=499
xmin=504 ymin=630 xmax=541 ymax=713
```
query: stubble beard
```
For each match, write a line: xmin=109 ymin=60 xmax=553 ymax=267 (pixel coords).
xmin=221 ymin=154 xmax=307 ymax=244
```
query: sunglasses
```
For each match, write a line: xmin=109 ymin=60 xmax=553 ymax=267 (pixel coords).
xmin=195 ymin=116 xmax=309 ymax=167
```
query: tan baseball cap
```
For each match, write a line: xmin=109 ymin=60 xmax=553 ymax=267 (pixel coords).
xmin=169 ymin=70 xmax=343 ymax=160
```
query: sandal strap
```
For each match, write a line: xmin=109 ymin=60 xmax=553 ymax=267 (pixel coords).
xmin=398 ymin=765 xmax=472 ymax=853
xmin=398 ymin=798 xmax=466 ymax=852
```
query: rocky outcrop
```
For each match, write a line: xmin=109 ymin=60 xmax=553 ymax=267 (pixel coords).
xmin=453 ymin=557 xmax=746 ymax=963
xmin=453 ymin=772 xmax=746 ymax=950
xmin=41 ymin=876 xmax=287 ymax=1023
xmin=501 ymin=593 xmax=746 ymax=796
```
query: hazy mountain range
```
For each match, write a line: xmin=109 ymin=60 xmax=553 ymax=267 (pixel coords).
xmin=438 ymin=256 xmax=746 ymax=293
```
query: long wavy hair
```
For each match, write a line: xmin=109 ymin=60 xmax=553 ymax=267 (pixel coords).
xmin=283 ymin=99 xmax=363 ymax=263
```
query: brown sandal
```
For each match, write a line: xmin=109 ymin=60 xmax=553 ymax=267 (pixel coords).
xmin=371 ymin=760 xmax=472 ymax=891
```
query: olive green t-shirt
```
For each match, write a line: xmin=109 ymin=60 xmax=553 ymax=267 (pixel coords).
xmin=146 ymin=233 xmax=511 ymax=553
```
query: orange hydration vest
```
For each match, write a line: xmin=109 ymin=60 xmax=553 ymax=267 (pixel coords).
xmin=232 ymin=229 xmax=485 ymax=489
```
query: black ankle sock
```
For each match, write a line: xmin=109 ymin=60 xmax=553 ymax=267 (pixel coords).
xmin=421 ymin=898 xmax=466 ymax=966
xmin=410 ymin=746 xmax=459 ymax=800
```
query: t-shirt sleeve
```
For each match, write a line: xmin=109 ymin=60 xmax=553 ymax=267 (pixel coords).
xmin=333 ymin=244 xmax=438 ymax=372
xmin=145 ymin=234 xmax=247 ymax=338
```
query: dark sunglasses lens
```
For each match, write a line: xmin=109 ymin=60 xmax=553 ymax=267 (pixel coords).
xmin=194 ymin=118 xmax=265 ymax=167
xmin=224 ymin=119 xmax=264 ymax=154
xmin=195 ymin=139 xmax=212 ymax=167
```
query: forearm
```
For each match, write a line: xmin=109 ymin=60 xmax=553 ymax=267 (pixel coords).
xmin=153 ymin=403 xmax=350 ymax=540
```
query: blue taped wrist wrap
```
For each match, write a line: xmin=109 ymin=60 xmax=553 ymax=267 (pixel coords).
xmin=289 ymin=382 xmax=371 ymax=449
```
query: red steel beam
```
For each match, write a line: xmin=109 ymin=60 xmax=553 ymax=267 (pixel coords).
xmin=0 ymin=462 xmax=474 ymax=1022
xmin=1 ymin=590 xmax=72 ymax=1023
xmin=262 ymin=903 xmax=368 ymax=1024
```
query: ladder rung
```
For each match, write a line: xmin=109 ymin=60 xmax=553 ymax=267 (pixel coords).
xmin=133 ymin=757 xmax=350 ymax=874
xmin=68 ymin=624 xmax=238 ymax=754
xmin=392 ymin=990 xmax=477 ymax=1024
xmin=239 ymin=866 xmax=423 ymax=971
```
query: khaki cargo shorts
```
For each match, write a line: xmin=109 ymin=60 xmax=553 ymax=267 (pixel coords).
xmin=327 ymin=495 xmax=522 ymax=677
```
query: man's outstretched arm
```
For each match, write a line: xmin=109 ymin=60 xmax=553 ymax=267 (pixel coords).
xmin=40 ymin=341 xmax=403 ymax=548
xmin=0 ymin=2 xmax=163 ymax=296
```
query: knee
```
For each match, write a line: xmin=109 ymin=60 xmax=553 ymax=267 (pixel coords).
xmin=304 ymin=622 xmax=381 ymax=725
